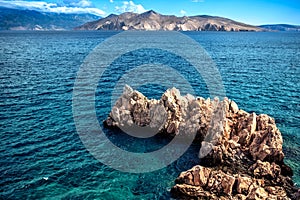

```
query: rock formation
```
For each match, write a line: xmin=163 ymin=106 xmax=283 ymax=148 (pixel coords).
xmin=172 ymin=161 xmax=299 ymax=200
xmin=104 ymin=85 xmax=299 ymax=199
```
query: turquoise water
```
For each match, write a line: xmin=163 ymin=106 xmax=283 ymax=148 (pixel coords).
xmin=0 ymin=31 xmax=299 ymax=199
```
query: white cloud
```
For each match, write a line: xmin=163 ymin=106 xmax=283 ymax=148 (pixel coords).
xmin=109 ymin=0 xmax=114 ymax=3
xmin=180 ymin=10 xmax=186 ymax=16
xmin=69 ymin=0 xmax=92 ymax=8
xmin=115 ymin=1 xmax=146 ymax=14
xmin=192 ymin=0 xmax=205 ymax=2
xmin=0 ymin=0 xmax=106 ymax=16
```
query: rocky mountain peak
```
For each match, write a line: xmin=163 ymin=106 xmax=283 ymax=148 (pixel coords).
xmin=143 ymin=10 xmax=158 ymax=15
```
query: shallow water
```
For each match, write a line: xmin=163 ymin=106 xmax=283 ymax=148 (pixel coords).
xmin=0 ymin=31 xmax=299 ymax=199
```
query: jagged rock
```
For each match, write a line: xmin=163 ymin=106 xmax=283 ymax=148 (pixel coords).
xmin=247 ymin=187 xmax=269 ymax=200
xmin=229 ymin=100 xmax=239 ymax=113
xmin=171 ymin=184 xmax=219 ymax=199
xmin=236 ymin=112 xmax=256 ymax=145
xmin=257 ymin=114 xmax=275 ymax=130
xmin=208 ymin=170 xmax=235 ymax=196
xmin=174 ymin=166 xmax=236 ymax=198
xmin=250 ymin=160 xmax=281 ymax=179
xmin=104 ymin=86 xmax=298 ymax=199
xmin=265 ymin=186 xmax=288 ymax=198
xmin=175 ymin=165 xmax=211 ymax=187
xmin=249 ymin=125 xmax=284 ymax=163
xmin=237 ymin=175 xmax=253 ymax=194
xmin=233 ymin=194 xmax=247 ymax=200
xmin=105 ymin=85 xmax=214 ymax=139
xmin=172 ymin=165 xmax=294 ymax=200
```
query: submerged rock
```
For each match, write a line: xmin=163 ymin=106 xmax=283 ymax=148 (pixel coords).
xmin=104 ymin=85 xmax=299 ymax=199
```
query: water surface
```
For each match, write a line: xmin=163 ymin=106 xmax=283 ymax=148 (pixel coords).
xmin=0 ymin=31 xmax=299 ymax=199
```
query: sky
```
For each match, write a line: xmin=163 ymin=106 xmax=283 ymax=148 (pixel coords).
xmin=0 ymin=0 xmax=299 ymax=25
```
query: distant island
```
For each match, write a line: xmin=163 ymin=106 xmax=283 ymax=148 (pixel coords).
xmin=1 ymin=7 xmax=299 ymax=32
xmin=0 ymin=7 xmax=100 ymax=31
xmin=259 ymin=24 xmax=300 ymax=32
xmin=75 ymin=10 xmax=262 ymax=32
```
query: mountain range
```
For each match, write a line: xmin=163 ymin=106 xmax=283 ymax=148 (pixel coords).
xmin=75 ymin=10 xmax=262 ymax=32
xmin=0 ymin=7 xmax=100 ymax=30
xmin=0 ymin=7 xmax=299 ymax=32
xmin=259 ymin=24 xmax=300 ymax=32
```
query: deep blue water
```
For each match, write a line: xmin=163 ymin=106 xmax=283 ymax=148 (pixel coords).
xmin=0 ymin=31 xmax=299 ymax=199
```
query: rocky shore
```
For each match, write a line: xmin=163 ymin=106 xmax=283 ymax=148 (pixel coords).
xmin=104 ymin=85 xmax=299 ymax=199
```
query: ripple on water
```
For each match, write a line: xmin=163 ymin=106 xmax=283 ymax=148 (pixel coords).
xmin=0 ymin=31 xmax=299 ymax=199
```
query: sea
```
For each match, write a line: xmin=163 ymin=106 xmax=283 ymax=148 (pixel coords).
xmin=0 ymin=31 xmax=299 ymax=199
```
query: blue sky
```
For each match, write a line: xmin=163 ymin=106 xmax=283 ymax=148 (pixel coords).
xmin=0 ymin=0 xmax=299 ymax=25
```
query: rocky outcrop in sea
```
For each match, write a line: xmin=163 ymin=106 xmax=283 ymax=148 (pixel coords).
xmin=104 ymin=85 xmax=299 ymax=199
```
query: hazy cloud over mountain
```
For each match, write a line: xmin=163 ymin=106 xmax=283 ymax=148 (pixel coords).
xmin=180 ymin=9 xmax=186 ymax=16
xmin=0 ymin=0 xmax=106 ymax=16
xmin=115 ymin=1 xmax=146 ymax=14
xmin=63 ymin=0 xmax=93 ymax=8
